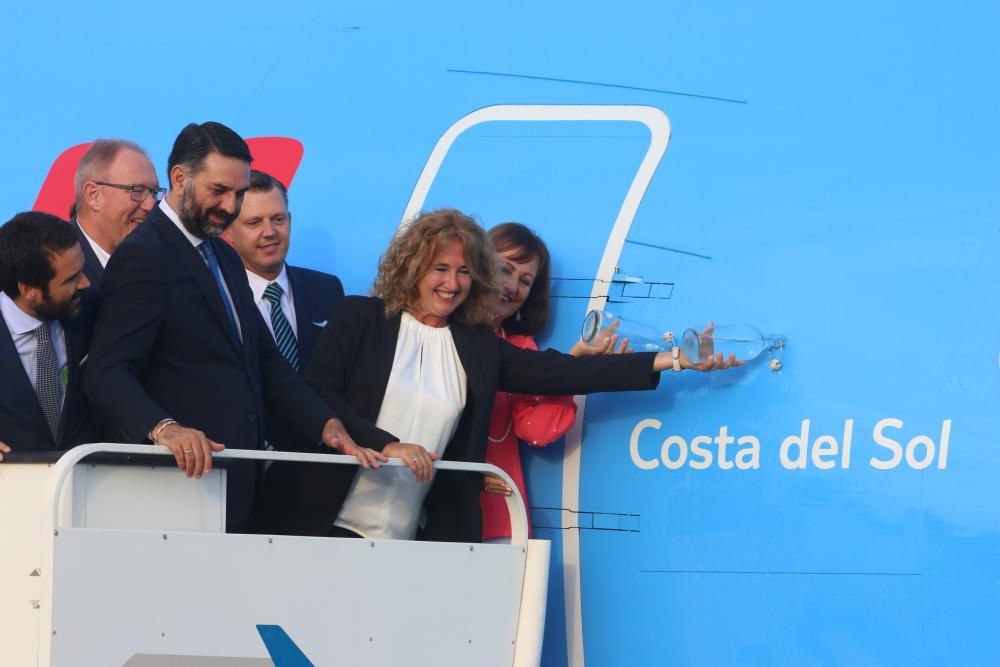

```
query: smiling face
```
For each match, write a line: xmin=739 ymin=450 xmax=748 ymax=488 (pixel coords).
xmin=99 ymin=149 xmax=160 ymax=245
xmin=172 ymin=152 xmax=251 ymax=240
xmin=410 ymin=238 xmax=471 ymax=327
xmin=494 ymin=245 xmax=540 ymax=325
xmin=223 ymin=187 xmax=290 ymax=279
xmin=79 ymin=148 xmax=160 ymax=252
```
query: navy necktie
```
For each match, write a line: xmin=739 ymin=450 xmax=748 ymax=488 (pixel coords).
xmin=34 ymin=322 xmax=63 ymax=441
xmin=263 ymin=282 xmax=299 ymax=372
xmin=198 ymin=241 xmax=241 ymax=344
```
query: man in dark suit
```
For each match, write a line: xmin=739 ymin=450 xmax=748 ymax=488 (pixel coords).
xmin=0 ymin=212 xmax=99 ymax=458
xmin=221 ymin=170 xmax=346 ymax=531
xmin=70 ymin=139 xmax=163 ymax=286
xmin=222 ymin=170 xmax=345 ymax=437
xmin=85 ymin=122 xmax=382 ymax=531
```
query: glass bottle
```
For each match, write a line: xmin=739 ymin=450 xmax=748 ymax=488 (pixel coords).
xmin=580 ymin=310 xmax=786 ymax=369
xmin=580 ymin=310 xmax=669 ymax=353
xmin=680 ymin=324 xmax=786 ymax=369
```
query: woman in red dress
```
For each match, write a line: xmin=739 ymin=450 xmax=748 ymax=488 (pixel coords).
xmin=481 ymin=223 xmax=625 ymax=542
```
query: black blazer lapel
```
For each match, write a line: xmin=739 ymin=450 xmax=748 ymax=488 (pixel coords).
xmin=289 ymin=267 xmax=337 ymax=372
xmin=0 ymin=315 xmax=55 ymax=448
xmin=150 ymin=210 xmax=243 ymax=356
xmin=72 ymin=220 xmax=104 ymax=286
xmin=57 ymin=298 xmax=94 ymax=446
xmin=287 ymin=268 xmax=313 ymax=371
xmin=450 ymin=322 xmax=487 ymax=403
xmin=372 ymin=311 xmax=402 ymax=408
xmin=212 ymin=238 xmax=255 ymax=354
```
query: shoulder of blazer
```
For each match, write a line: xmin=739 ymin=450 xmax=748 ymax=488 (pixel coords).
xmin=450 ymin=319 xmax=498 ymax=351
xmin=337 ymin=295 xmax=398 ymax=355
xmin=287 ymin=265 xmax=344 ymax=294
xmin=286 ymin=265 xmax=345 ymax=320
xmin=339 ymin=294 xmax=384 ymax=319
xmin=110 ymin=207 xmax=174 ymax=261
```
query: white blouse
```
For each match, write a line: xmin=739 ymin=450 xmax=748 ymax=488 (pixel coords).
xmin=335 ymin=312 xmax=467 ymax=540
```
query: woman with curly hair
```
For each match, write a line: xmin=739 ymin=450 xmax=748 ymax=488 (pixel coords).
xmin=302 ymin=209 xmax=738 ymax=543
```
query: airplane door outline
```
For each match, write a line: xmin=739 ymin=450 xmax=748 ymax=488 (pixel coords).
xmin=400 ymin=104 xmax=671 ymax=667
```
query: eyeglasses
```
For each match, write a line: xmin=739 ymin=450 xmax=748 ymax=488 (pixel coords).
xmin=95 ymin=182 xmax=167 ymax=203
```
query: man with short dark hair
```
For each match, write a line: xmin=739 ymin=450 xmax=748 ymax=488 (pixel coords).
xmin=0 ymin=212 xmax=99 ymax=457
xmin=223 ymin=170 xmax=344 ymax=394
xmin=72 ymin=139 xmax=162 ymax=285
xmin=85 ymin=122 xmax=382 ymax=531
xmin=222 ymin=170 xmax=345 ymax=531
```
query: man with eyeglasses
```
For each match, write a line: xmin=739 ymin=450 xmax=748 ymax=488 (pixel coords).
xmin=72 ymin=139 xmax=163 ymax=285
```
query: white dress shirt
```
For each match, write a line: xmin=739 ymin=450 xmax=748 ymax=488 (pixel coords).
xmin=0 ymin=292 xmax=68 ymax=393
xmin=159 ymin=199 xmax=242 ymax=340
xmin=336 ymin=312 xmax=467 ymax=540
xmin=76 ymin=221 xmax=111 ymax=268
xmin=246 ymin=265 xmax=298 ymax=340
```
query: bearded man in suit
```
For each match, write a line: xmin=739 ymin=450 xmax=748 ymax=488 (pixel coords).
xmin=85 ymin=121 xmax=383 ymax=531
xmin=0 ymin=212 xmax=99 ymax=459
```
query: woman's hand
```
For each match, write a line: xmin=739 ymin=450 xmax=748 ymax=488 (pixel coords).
xmin=570 ymin=318 xmax=631 ymax=356
xmin=569 ymin=335 xmax=630 ymax=357
xmin=0 ymin=440 xmax=10 ymax=462
xmin=382 ymin=442 xmax=440 ymax=483
xmin=653 ymin=323 xmax=743 ymax=372
xmin=679 ymin=349 xmax=741 ymax=371
xmin=321 ymin=418 xmax=388 ymax=469
xmin=482 ymin=474 xmax=512 ymax=496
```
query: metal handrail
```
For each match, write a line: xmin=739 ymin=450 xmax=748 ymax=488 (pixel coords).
xmin=43 ymin=443 xmax=528 ymax=546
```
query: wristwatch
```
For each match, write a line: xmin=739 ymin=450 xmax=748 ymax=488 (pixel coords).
xmin=663 ymin=331 xmax=682 ymax=372
xmin=671 ymin=345 xmax=682 ymax=372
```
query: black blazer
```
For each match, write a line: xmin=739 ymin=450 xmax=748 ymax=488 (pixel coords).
xmin=84 ymin=205 xmax=335 ymax=527
xmin=301 ymin=296 xmax=661 ymax=543
xmin=288 ymin=265 xmax=344 ymax=374
xmin=72 ymin=219 xmax=105 ymax=287
xmin=0 ymin=290 xmax=101 ymax=452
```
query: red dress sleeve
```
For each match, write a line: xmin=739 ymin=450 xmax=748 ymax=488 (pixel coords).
xmin=482 ymin=333 xmax=580 ymax=541
xmin=507 ymin=335 xmax=578 ymax=447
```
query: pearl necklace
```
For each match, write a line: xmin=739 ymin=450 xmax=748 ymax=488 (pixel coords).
xmin=488 ymin=325 xmax=514 ymax=444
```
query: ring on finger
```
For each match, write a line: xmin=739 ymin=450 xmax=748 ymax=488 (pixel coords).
xmin=183 ymin=449 xmax=193 ymax=454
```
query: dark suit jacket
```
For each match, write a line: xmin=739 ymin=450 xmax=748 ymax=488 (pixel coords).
xmin=254 ymin=265 xmax=344 ymax=533
xmin=299 ymin=296 xmax=661 ymax=542
xmin=84 ymin=205 xmax=335 ymax=528
xmin=262 ymin=264 xmax=344 ymax=450
xmin=72 ymin=219 xmax=105 ymax=287
xmin=0 ymin=290 xmax=101 ymax=452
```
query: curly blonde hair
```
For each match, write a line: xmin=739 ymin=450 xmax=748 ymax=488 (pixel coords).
xmin=374 ymin=208 xmax=501 ymax=327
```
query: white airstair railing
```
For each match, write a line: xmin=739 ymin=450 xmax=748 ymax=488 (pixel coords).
xmin=16 ymin=443 xmax=547 ymax=667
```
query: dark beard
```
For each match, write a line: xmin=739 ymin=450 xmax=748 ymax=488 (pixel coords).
xmin=35 ymin=292 xmax=82 ymax=321
xmin=179 ymin=182 xmax=237 ymax=240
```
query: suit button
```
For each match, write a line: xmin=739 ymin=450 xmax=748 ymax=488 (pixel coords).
xmin=248 ymin=414 xmax=257 ymax=423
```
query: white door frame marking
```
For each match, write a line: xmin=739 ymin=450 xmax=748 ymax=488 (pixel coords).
xmin=400 ymin=104 xmax=671 ymax=667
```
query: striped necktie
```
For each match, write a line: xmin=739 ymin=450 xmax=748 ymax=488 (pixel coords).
xmin=34 ymin=322 xmax=63 ymax=442
xmin=263 ymin=282 xmax=299 ymax=372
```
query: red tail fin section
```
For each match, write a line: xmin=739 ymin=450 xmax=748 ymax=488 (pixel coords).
xmin=31 ymin=137 xmax=304 ymax=220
